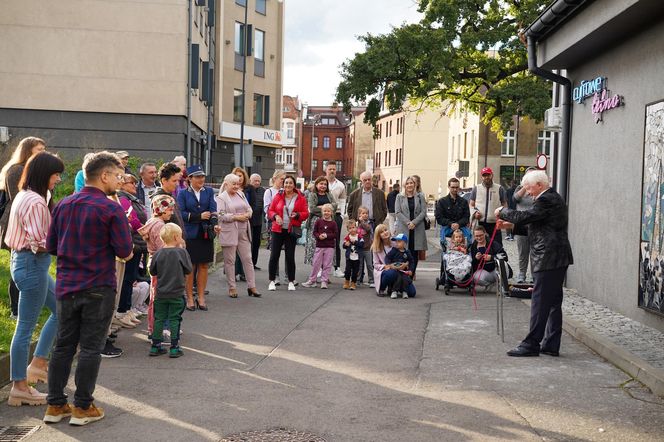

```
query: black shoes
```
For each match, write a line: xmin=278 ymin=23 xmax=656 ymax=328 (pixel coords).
xmin=254 ymin=266 xmax=261 ymax=270
xmin=507 ymin=345 xmax=539 ymax=357
xmin=101 ymin=340 xmax=123 ymax=358
xmin=540 ymin=349 xmax=560 ymax=357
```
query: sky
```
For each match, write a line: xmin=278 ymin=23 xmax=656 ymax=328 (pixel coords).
xmin=283 ymin=0 xmax=423 ymax=106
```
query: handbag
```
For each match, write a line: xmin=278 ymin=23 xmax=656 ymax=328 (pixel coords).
xmin=424 ymin=217 xmax=431 ymax=230
xmin=290 ymin=225 xmax=303 ymax=239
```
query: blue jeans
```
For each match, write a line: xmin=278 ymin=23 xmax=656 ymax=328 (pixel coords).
xmin=10 ymin=250 xmax=57 ymax=381
xmin=379 ymin=269 xmax=416 ymax=297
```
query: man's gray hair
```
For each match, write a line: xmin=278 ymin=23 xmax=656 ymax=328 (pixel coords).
xmin=521 ymin=170 xmax=549 ymax=187
xmin=139 ymin=162 xmax=156 ymax=174
xmin=360 ymin=170 xmax=372 ymax=180
xmin=250 ymin=173 xmax=261 ymax=180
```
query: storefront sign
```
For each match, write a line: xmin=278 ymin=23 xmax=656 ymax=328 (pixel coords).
xmin=219 ymin=122 xmax=283 ymax=146
xmin=591 ymin=89 xmax=624 ymax=123
xmin=573 ymin=77 xmax=604 ymax=103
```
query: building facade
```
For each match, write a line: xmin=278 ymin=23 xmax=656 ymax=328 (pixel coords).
xmin=374 ymin=105 xmax=450 ymax=201
xmin=211 ymin=0 xmax=284 ymax=182
xmin=0 ymin=0 xmax=213 ymax=165
xmin=527 ymin=0 xmax=664 ymax=331
xmin=278 ymin=95 xmax=301 ymax=174
xmin=447 ymin=108 xmax=550 ymax=191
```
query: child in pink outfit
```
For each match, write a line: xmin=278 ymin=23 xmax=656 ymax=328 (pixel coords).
xmin=137 ymin=194 xmax=176 ymax=335
xmin=302 ymin=204 xmax=338 ymax=289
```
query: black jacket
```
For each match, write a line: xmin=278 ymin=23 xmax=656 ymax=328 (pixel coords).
xmin=435 ymin=194 xmax=470 ymax=228
xmin=469 ymin=240 xmax=505 ymax=273
xmin=499 ymin=188 xmax=573 ymax=273
xmin=387 ymin=190 xmax=399 ymax=213
xmin=247 ymin=186 xmax=264 ymax=227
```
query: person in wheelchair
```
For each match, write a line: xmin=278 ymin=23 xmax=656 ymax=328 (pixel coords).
xmin=435 ymin=177 xmax=472 ymax=251
xmin=469 ymin=225 xmax=507 ymax=290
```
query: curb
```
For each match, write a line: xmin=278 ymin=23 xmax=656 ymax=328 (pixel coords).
xmin=0 ymin=342 xmax=37 ymax=387
xmin=562 ymin=315 xmax=664 ymax=397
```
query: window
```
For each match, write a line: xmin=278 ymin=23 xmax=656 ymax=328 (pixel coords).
xmin=234 ymin=22 xmax=245 ymax=71
xmin=538 ymin=130 xmax=554 ymax=156
xmin=312 ymin=160 xmax=318 ymax=172
xmin=313 ymin=136 xmax=318 ymax=148
xmin=323 ymin=136 xmax=330 ymax=149
xmin=463 ymin=132 xmax=467 ymax=159
xmin=396 ymin=118 xmax=400 ymax=134
xmin=275 ymin=149 xmax=284 ymax=164
xmin=256 ymin=0 xmax=266 ymax=15
xmin=253 ymin=94 xmax=270 ymax=126
xmin=501 ymin=130 xmax=516 ymax=157
xmin=254 ymin=29 xmax=265 ymax=77
xmin=321 ymin=117 xmax=336 ymax=125
xmin=336 ymin=137 xmax=343 ymax=149
xmin=322 ymin=160 xmax=329 ymax=171
xmin=336 ymin=160 xmax=342 ymax=173
xmin=285 ymin=150 xmax=294 ymax=165
xmin=286 ymin=122 xmax=294 ymax=139
xmin=233 ymin=89 xmax=243 ymax=122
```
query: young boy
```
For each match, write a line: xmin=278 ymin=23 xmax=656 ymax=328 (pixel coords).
xmin=343 ymin=219 xmax=364 ymax=290
xmin=148 ymin=223 xmax=192 ymax=358
xmin=302 ymin=204 xmax=338 ymax=289
xmin=385 ymin=233 xmax=415 ymax=299
xmin=356 ymin=206 xmax=374 ymax=287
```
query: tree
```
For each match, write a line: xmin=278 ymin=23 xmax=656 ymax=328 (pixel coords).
xmin=336 ymin=0 xmax=552 ymax=134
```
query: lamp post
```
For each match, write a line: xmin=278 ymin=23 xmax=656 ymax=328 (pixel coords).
xmin=308 ymin=114 xmax=320 ymax=181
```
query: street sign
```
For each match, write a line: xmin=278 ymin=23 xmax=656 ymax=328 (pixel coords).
xmin=536 ymin=154 xmax=548 ymax=170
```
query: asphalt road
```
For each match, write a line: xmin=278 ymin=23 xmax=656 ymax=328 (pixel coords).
xmin=1 ymin=239 xmax=663 ymax=441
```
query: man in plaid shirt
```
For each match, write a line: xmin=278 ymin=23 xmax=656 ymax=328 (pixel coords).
xmin=43 ymin=152 xmax=133 ymax=426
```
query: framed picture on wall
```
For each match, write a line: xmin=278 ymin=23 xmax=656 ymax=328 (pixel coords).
xmin=639 ymin=99 xmax=664 ymax=315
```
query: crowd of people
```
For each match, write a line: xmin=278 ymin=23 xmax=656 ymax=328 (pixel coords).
xmin=0 ymin=137 xmax=572 ymax=425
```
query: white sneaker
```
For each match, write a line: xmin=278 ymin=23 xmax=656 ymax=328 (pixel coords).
xmin=317 ymin=270 xmax=322 ymax=278
xmin=288 ymin=282 xmax=296 ymax=291
xmin=292 ymin=280 xmax=299 ymax=286
xmin=268 ymin=281 xmax=277 ymax=291
xmin=321 ymin=281 xmax=328 ymax=289
xmin=334 ymin=269 xmax=344 ymax=278
xmin=402 ymin=292 xmax=408 ymax=299
xmin=369 ymin=282 xmax=375 ymax=288
xmin=390 ymin=291 xmax=398 ymax=299
xmin=301 ymin=281 xmax=317 ymax=288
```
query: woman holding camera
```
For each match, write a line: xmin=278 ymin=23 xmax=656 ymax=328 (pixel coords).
xmin=177 ymin=165 xmax=217 ymax=311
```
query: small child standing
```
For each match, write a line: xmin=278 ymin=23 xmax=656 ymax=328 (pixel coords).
xmin=343 ymin=219 xmax=364 ymax=290
xmin=148 ymin=223 xmax=192 ymax=358
xmin=302 ymin=204 xmax=338 ymax=289
xmin=356 ymin=206 xmax=374 ymax=287
xmin=137 ymin=194 xmax=176 ymax=337
xmin=385 ymin=233 xmax=415 ymax=299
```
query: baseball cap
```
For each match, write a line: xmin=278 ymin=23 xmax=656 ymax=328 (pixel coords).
xmin=186 ymin=164 xmax=206 ymax=177
xmin=391 ymin=233 xmax=408 ymax=242
xmin=481 ymin=167 xmax=493 ymax=176
xmin=115 ymin=150 xmax=130 ymax=159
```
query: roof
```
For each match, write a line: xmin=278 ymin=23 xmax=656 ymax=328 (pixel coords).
xmin=525 ymin=0 xmax=591 ymax=40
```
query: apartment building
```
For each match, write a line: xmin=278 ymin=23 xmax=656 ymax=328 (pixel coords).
xmin=447 ymin=108 xmax=553 ymax=190
xmin=211 ymin=0 xmax=284 ymax=182
xmin=374 ymin=105 xmax=451 ymax=201
xmin=0 ymin=0 xmax=213 ymax=164
xmin=348 ymin=111 xmax=375 ymax=180
xmin=278 ymin=95 xmax=302 ymax=174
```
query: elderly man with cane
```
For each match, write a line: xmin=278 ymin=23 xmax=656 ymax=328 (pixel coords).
xmin=495 ymin=170 xmax=573 ymax=357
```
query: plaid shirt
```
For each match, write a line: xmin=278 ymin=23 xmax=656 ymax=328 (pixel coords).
xmin=47 ymin=186 xmax=133 ymax=299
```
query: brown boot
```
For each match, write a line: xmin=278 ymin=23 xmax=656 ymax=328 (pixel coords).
xmin=350 ymin=282 xmax=357 ymax=290
xmin=343 ymin=280 xmax=350 ymax=289
xmin=43 ymin=403 xmax=72 ymax=423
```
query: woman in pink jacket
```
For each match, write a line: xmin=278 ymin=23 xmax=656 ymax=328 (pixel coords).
xmin=216 ymin=174 xmax=260 ymax=298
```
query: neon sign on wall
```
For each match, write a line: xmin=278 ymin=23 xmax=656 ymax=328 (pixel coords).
xmin=573 ymin=76 xmax=624 ymax=123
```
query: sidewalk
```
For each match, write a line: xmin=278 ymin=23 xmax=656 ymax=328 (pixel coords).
xmin=430 ymin=231 xmax=664 ymax=397
xmin=0 ymin=240 xmax=662 ymax=441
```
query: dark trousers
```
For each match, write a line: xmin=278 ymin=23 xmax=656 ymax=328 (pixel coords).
xmin=251 ymin=224 xmax=262 ymax=267
xmin=8 ymin=278 xmax=19 ymax=316
xmin=48 ymin=287 xmax=115 ymax=409
xmin=480 ymin=221 xmax=502 ymax=244
xmin=334 ymin=213 xmax=343 ymax=269
xmin=235 ymin=252 xmax=245 ymax=277
xmin=269 ymin=231 xmax=296 ymax=282
xmin=380 ymin=269 xmax=416 ymax=297
xmin=388 ymin=271 xmax=413 ymax=295
xmin=119 ymin=252 xmax=141 ymax=313
xmin=152 ymin=297 xmax=185 ymax=347
xmin=522 ymin=266 xmax=567 ymax=352
xmin=344 ymin=259 xmax=360 ymax=282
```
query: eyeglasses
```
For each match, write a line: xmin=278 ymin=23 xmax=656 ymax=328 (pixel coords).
xmin=449 ymin=186 xmax=460 ymax=189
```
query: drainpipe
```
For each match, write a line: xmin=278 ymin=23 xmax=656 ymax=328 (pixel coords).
xmin=186 ymin=0 xmax=192 ymax=163
xmin=527 ymin=35 xmax=571 ymax=202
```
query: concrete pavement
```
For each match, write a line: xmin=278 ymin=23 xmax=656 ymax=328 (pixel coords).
xmin=1 ymin=245 xmax=663 ymax=441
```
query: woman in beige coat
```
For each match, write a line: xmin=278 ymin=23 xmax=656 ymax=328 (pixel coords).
xmin=215 ymin=174 xmax=261 ymax=298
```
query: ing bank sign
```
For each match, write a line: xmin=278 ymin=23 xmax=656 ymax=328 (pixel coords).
xmin=220 ymin=122 xmax=284 ymax=146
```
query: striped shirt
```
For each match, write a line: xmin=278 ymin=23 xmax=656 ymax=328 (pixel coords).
xmin=4 ymin=190 xmax=50 ymax=253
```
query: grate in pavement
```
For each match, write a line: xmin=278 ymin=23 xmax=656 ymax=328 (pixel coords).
xmin=220 ymin=428 xmax=326 ymax=442
xmin=0 ymin=426 xmax=41 ymax=442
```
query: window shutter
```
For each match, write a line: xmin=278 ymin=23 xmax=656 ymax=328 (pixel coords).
xmin=190 ymin=44 xmax=200 ymax=89
xmin=207 ymin=0 xmax=215 ymax=27
xmin=246 ymin=24 xmax=253 ymax=56
xmin=201 ymin=62 xmax=210 ymax=102
xmin=196 ymin=0 xmax=206 ymax=6
xmin=263 ymin=95 xmax=270 ymax=126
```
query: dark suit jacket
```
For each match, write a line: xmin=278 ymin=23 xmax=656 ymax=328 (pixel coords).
xmin=499 ymin=188 xmax=573 ymax=273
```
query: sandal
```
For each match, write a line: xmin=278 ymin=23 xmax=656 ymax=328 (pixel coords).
xmin=229 ymin=289 xmax=238 ymax=298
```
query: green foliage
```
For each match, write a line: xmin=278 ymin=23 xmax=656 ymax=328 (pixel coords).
xmin=336 ymin=0 xmax=551 ymax=133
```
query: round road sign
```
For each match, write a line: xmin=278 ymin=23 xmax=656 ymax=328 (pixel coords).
xmin=536 ymin=154 xmax=548 ymax=170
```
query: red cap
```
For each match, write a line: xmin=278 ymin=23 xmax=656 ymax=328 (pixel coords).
xmin=481 ymin=167 xmax=493 ymax=176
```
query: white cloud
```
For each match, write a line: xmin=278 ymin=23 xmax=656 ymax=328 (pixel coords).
xmin=284 ymin=0 xmax=422 ymax=105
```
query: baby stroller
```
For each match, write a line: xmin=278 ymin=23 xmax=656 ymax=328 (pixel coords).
xmin=435 ymin=237 xmax=473 ymax=295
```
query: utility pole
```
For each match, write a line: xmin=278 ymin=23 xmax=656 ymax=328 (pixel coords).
xmin=239 ymin=1 xmax=249 ymax=168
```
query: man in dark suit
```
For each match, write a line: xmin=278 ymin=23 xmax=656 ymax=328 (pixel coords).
xmin=496 ymin=170 xmax=573 ymax=357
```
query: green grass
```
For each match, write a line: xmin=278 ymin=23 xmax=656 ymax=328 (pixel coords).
xmin=0 ymin=250 xmax=54 ymax=355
